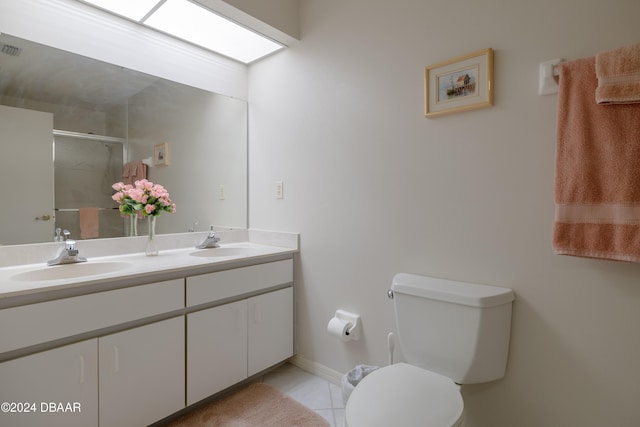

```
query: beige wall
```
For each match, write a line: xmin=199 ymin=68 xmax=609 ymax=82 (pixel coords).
xmin=221 ymin=0 xmax=299 ymax=40
xmin=248 ymin=0 xmax=640 ymax=425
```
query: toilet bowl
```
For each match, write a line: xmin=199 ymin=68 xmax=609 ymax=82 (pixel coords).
xmin=345 ymin=363 xmax=464 ymax=427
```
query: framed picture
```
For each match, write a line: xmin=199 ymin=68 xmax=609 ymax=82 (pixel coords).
xmin=154 ymin=142 xmax=169 ymax=166
xmin=425 ymin=48 xmax=493 ymax=118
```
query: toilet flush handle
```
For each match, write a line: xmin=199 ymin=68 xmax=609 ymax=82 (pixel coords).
xmin=387 ymin=289 xmax=394 ymax=299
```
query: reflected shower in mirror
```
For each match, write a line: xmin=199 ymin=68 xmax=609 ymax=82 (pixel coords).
xmin=0 ymin=34 xmax=247 ymax=246
xmin=54 ymin=133 xmax=125 ymax=240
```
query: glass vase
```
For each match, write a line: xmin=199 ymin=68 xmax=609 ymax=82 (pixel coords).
xmin=128 ymin=213 xmax=138 ymax=237
xmin=145 ymin=216 xmax=159 ymax=256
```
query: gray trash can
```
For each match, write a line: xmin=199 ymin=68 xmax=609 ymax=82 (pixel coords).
xmin=341 ymin=364 xmax=379 ymax=405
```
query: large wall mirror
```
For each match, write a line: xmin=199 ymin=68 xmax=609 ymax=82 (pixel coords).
xmin=0 ymin=34 xmax=247 ymax=246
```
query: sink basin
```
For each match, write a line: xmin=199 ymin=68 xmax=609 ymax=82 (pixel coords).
xmin=11 ymin=262 xmax=132 ymax=282
xmin=189 ymin=247 xmax=260 ymax=258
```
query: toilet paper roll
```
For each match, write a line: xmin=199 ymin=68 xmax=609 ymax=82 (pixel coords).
xmin=327 ymin=317 xmax=352 ymax=342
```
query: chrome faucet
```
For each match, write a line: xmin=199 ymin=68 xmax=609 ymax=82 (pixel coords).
xmin=47 ymin=230 xmax=87 ymax=265
xmin=196 ymin=225 xmax=220 ymax=249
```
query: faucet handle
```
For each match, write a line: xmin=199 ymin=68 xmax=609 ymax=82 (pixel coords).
xmin=47 ymin=229 xmax=85 ymax=265
xmin=62 ymin=230 xmax=76 ymax=250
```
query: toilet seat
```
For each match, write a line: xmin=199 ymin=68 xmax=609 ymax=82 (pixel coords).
xmin=345 ymin=363 xmax=464 ymax=427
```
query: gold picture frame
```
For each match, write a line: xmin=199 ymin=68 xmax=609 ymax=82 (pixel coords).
xmin=154 ymin=142 xmax=169 ymax=166
xmin=425 ymin=48 xmax=493 ymax=118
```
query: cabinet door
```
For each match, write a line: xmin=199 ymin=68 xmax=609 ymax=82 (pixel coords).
xmin=248 ymin=287 xmax=294 ymax=376
xmin=0 ymin=339 xmax=98 ymax=427
xmin=99 ymin=317 xmax=185 ymax=427
xmin=187 ymin=300 xmax=248 ymax=405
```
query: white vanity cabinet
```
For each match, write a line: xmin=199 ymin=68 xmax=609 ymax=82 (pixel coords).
xmin=99 ymin=316 xmax=185 ymax=427
xmin=0 ymin=253 xmax=296 ymax=425
xmin=0 ymin=278 xmax=184 ymax=427
xmin=186 ymin=259 xmax=294 ymax=405
xmin=0 ymin=339 xmax=98 ymax=427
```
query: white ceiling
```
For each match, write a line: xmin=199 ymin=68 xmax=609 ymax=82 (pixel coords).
xmin=0 ymin=34 xmax=159 ymax=108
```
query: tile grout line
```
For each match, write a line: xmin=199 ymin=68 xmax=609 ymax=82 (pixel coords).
xmin=328 ymin=381 xmax=337 ymax=427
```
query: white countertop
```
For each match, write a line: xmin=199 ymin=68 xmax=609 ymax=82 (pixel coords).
xmin=0 ymin=229 xmax=298 ymax=304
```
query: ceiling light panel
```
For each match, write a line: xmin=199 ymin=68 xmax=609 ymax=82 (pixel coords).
xmin=80 ymin=0 xmax=160 ymax=21
xmin=143 ymin=0 xmax=283 ymax=63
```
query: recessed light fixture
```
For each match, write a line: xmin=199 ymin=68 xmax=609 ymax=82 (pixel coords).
xmin=145 ymin=0 xmax=282 ymax=64
xmin=78 ymin=0 xmax=284 ymax=63
xmin=79 ymin=0 xmax=160 ymax=21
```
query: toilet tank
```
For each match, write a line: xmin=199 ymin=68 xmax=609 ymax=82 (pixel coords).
xmin=391 ymin=273 xmax=514 ymax=384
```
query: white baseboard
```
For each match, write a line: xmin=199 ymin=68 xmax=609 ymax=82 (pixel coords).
xmin=289 ymin=354 xmax=344 ymax=385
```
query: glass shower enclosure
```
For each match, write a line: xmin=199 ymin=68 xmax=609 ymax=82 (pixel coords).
xmin=53 ymin=131 xmax=125 ymax=239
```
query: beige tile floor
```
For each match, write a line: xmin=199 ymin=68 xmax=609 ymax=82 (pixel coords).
xmin=261 ymin=363 xmax=345 ymax=427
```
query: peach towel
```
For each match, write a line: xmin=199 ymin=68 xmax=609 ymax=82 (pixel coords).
xmin=595 ymin=42 xmax=640 ymax=104
xmin=553 ymin=56 xmax=640 ymax=262
xmin=79 ymin=207 xmax=100 ymax=239
xmin=122 ymin=160 xmax=148 ymax=185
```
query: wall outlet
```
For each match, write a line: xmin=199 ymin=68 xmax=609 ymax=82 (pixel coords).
xmin=275 ymin=181 xmax=284 ymax=199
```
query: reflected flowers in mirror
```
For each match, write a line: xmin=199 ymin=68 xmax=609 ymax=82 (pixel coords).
xmin=112 ymin=179 xmax=176 ymax=216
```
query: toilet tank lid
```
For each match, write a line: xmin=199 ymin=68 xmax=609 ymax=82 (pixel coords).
xmin=392 ymin=273 xmax=515 ymax=308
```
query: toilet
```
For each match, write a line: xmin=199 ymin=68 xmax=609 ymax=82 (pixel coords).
xmin=345 ymin=273 xmax=515 ymax=427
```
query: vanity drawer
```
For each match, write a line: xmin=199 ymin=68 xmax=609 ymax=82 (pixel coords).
xmin=186 ymin=259 xmax=293 ymax=307
xmin=0 ymin=279 xmax=184 ymax=354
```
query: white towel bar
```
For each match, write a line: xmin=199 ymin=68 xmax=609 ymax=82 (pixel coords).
xmin=539 ymin=58 xmax=564 ymax=95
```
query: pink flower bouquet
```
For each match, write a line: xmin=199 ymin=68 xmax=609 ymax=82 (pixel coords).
xmin=112 ymin=179 xmax=176 ymax=217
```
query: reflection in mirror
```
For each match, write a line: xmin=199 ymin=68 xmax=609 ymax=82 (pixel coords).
xmin=54 ymin=133 xmax=125 ymax=240
xmin=0 ymin=34 xmax=247 ymax=246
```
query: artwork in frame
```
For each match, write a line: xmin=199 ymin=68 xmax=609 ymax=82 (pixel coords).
xmin=425 ymin=48 xmax=493 ymax=118
xmin=154 ymin=142 xmax=169 ymax=166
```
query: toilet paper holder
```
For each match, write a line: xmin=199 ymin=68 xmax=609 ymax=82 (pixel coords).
xmin=332 ymin=309 xmax=361 ymax=341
